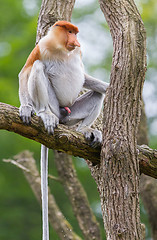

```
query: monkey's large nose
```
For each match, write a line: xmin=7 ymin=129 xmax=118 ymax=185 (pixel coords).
xmin=74 ymin=39 xmax=80 ymax=47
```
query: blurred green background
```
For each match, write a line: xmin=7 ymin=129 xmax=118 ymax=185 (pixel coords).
xmin=0 ymin=0 xmax=157 ymax=239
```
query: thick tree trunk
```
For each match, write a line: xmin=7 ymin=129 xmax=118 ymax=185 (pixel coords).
xmin=98 ymin=0 xmax=146 ymax=239
xmin=140 ymin=176 xmax=157 ymax=240
xmin=138 ymin=103 xmax=157 ymax=240
xmin=35 ymin=1 xmax=102 ymax=239
xmin=36 ymin=0 xmax=75 ymax=43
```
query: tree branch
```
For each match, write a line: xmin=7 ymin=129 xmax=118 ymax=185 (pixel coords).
xmin=54 ymin=151 xmax=102 ymax=240
xmin=1 ymin=102 xmax=157 ymax=179
xmin=4 ymin=151 xmax=82 ymax=240
xmin=0 ymin=102 xmax=100 ymax=163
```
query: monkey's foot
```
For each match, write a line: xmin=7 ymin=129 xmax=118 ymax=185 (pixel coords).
xmin=38 ymin=111 xmax=59 ymax=134
xmin=19 ymin=105 xmax=35 ymax=124
xmin=78 ymin=128 xmax=102 ymax=148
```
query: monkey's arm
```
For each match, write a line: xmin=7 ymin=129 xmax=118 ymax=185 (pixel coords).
xmin=84 ymin=73 xmax=109 ymax=94
xmin=19 ymin=67 xmax=35 ymax=124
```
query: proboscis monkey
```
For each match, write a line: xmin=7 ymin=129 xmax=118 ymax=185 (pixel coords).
xmin=19 ymin=21 xmax=109 ymax=240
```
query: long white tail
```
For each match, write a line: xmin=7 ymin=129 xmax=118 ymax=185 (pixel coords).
xmin=41 ymin=144 xmax=49 ymax=240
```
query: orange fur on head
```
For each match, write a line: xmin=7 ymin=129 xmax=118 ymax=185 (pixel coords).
xmin=21 ymin=21 xmax=80 ymax=72
xmin=53 ymin=21 xmax=79 ymax=34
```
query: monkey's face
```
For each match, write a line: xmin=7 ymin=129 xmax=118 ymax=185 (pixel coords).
xmin=52 ymin=22 xmax=81 ymax=52
xmin=55 ymin=27 xmax=80 ymax=52
xmin=65 ymin=30 xmax=80 ymax=51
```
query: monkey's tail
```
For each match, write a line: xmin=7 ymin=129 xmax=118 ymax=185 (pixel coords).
xmin=41 ymin=144 xmax=49 ymax=240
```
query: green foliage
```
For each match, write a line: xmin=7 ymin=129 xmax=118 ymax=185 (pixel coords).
xmin=0 ymin=0 xmax=157 ymax=239
xmin=0 ymin=1 xmax=42 ymax=239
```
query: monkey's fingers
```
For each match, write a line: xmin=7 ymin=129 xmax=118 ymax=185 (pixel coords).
xmin=83 ymin=130 xmax=93 ymax=141
xmin=38 ymin=111 xmax=59 ymax=134
xmin=47 ymin=115 xmax=59 ymax=134
xmin=19 ymin=105 xmax=34 ymax=124
xmin=83 ymin=129 xmax=102 ymax=148
xmin=31 ymin=109 xmax=36 ymax=116
xmin=24 ymin=116 xmax=31 ymax=125
xmin=90 ymin=129 xmax=102 ymax=148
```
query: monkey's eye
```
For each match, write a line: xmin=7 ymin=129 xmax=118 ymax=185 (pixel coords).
xmin=68 ymin=30 xmax=72 ymax=33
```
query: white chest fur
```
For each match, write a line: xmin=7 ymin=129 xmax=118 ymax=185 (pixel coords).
xmin=44 ymin=50 xmax=85 ymax=107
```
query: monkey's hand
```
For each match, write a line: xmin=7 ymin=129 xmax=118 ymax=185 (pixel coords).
xmin=78 ymin=127 xmax=102 ymax=148
xmin=19 ymin=105 xmax=35 ymax=124
xmin=38 ymin=111 xmax=59 ymax=134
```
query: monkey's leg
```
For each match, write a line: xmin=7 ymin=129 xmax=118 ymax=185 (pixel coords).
xmin=60 ymin=91 xmax=104 ymax=146
xmin=28 ymin=60 xmax=60 ymax=134
xmin=60 ymin=91 xmax=104 ymax=126
xmin=28 ymin=61 xmax=56 ymax=240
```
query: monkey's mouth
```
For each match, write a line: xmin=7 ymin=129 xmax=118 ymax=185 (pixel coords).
xmin=67 ymin=45 xmax=76 ymax=51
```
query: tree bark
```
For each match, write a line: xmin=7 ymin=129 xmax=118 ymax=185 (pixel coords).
xmin=36 ymin=0 xmax=75 ymax=43
xmin=35 ymin=1 xmax=102 ymax=239
xmin=1 ymin=0 xmax=157 ymax=238
xmin=54 ymin=151 xmax=102 ymax=240
xmin=4 ymin=151 xmax=82 ymax=240
xmin=140 ymin=176 xmax=157 ymax=240
xmin=138 ymin=102 xmax=157 ymax=240
xmin=1 ymin=102 xmax=157 ymax=179
xmin=99 ymin=0 xmax=146 ymax=239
